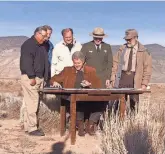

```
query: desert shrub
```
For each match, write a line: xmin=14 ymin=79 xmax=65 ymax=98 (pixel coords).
xmin=98 ymin=92 xmax=165 ymax=154
xmin=0 ymin=92 xmax=60 ymax=134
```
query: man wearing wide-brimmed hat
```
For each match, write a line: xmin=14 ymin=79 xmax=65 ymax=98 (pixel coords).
xmin=81 ymin=27 xmax=113 ymax=132
xmin=81 ymin=27 xmax=113 ymax=88
xmin=110 ymin=29 xmax=152 ymax=112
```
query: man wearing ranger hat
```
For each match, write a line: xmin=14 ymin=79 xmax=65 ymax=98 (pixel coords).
xmin=81 ymin=27 xmax=113 ymax=132
xmin=81 ymin=27 xmax=113 ymax=88
xmin=110 ymin=29 xmax=152 ymax=112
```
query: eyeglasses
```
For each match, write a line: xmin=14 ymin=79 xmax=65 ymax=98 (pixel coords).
xmin=39 ymin=32 xmax=47 ymax=39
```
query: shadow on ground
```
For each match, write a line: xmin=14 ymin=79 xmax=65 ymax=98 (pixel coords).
xmin=49 ymin=134 xmax=72 ymax=154
xmin=49 ymin=141 xmax=73 ymax=154
xmin=124 ymin=128 xmax=154 ymax=154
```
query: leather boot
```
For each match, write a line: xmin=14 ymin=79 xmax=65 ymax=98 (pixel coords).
xmin=77 ymin=120 xmax=85 ymax=136
xmin=88 ymin=120 xmax=96 ymax=136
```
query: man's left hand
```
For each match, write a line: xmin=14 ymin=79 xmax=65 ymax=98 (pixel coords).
xmin=105 ymin=80 xmax=111 ymax=88
xmin=142 ymin=85 xmax=147 ymax=90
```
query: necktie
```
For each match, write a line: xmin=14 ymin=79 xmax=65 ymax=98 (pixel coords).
xmin=127 ymin=47 xmax=133 ymax=71
xmin=96 ymin=45 xmax=100 ymax=52
xmin=74 ymin=71 xmax=84 ymax=88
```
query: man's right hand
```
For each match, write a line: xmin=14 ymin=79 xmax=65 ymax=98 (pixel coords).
xmin=30 ymin=78 xmax=36 ymax=86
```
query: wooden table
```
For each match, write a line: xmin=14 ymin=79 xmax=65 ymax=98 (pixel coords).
xmin=40 ymin=88 xmax=150 ymax=145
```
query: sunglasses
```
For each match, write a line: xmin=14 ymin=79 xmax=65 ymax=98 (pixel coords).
xmin=94 ymin=37 xmax=103 ymax=40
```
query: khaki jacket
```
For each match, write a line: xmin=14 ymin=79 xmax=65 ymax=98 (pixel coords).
xmin=50 ymin=65 xmax=102 ymax=88
xmin=110 ymin=42 xmax=152 ymax=88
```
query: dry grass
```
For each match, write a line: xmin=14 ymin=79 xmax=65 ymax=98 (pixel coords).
xmin=97 ymin=89 xmax=165 ymax=154
xmin=0 ymin=91 xmax=60 ymax=134
xmin=0 ymin=93 xmax=22 ymax=119
xmin=38 ymin=101 xmax=60 ymax=134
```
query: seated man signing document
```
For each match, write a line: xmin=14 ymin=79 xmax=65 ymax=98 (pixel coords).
xmin=50 ymin=51 xmax=102 ymax=136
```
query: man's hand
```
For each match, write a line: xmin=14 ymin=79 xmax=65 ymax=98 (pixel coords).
xmin=30 ymin=78 xmax=36 ymax=86
xmin=52 ymin=81 xmax=62 ymax=88
xmin=105 ymin=80 xmax=111 ymax=88
xmin=142 ymin=85 xmax=147 ymax=90
xmin=81 ymin=80 xmax=91 ymax=87
xmin=108 ymin=81 xmax=115 ymax=88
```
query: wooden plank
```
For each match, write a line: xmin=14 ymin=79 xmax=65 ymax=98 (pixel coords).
xmin=88 ymin=91 xmax=111 ymax=95
xmin=70 ymin=94 xmax=76 ymax=145
xmin=76 ymin=94 xmax=123 ymax=101
xmin=40 ymin=88 xmax=151 ymax=95
xmin=119 ymin=95 xmax=126 ymax=120
xmin=60 ymin=105 xmax=66 ymax=136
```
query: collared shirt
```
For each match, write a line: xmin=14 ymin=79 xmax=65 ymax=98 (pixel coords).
xmin=95 ymin=44 xmax=102 ymax=50
xmin=48 ymin=41 xmax=54 ymax=64
xmin=122 ymin=43 xmax=138 ymax=72
xmin=43 ymin=40 xmax=54 ymax=64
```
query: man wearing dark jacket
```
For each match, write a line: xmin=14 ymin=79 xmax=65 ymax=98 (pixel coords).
xmin=81 ymin=27 xmax=113 ymax=127
xmin=20 ymin=26 xmax=49 ymax=136
xmin=81 ymin=27 xmax=113 ymax=88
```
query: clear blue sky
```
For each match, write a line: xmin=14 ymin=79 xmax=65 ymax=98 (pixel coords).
xmin=0 ymin=1 xmax=165 ymax=46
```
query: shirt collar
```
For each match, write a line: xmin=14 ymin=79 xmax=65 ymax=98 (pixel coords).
xmin=134 ymin=43 xmax=138 ymax=51
xmin=31 ymin=35 xmax=41 ymax=46
xmin=62 ymin=38 xmax=77 ymax=46
xmin=127 ymin=42 xmax=138 ymax=50
xmin=71 ymin=65 xmax=87 ymax=74
xmin=76 ymin=67 xmax=84 ymax=73
xmin=95 ymin=44 xmax=101 ymax=48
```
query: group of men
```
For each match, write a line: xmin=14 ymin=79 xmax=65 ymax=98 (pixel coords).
xmin=19 ymin=26 xmax=152 ymax=137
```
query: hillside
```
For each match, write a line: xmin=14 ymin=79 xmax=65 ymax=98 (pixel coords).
xmin=0 ymin=36 xmax=164 ymax=82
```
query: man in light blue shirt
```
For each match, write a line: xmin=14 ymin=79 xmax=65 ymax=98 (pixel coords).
xmin=43 ymin=25 xmax=54 ymax=85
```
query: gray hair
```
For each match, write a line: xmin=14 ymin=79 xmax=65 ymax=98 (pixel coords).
xmin=43 ymin=25 xmax=53 ymax=31
xmin=72 ymin=51 xmax=85 ymax=62
xmin=34 ymin=26 xmax=47 ymax=35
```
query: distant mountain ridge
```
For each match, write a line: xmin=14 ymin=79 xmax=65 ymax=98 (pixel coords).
xmin=0 ymin=36 xmax=29 ymax=52
xmin=0 ymin=36 xmax=164 ymax=83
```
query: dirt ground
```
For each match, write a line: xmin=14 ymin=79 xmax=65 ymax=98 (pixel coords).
xmin=0 ymin=119 xmax=101 ymax=154
xmin=0 ymin=82 xmax=165 ymax=154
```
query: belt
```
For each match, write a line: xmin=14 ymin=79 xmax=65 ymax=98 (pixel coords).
xmin=122 ymin=71 xmax=134 ymax=75
xmin=21 ymin=74 xmax=43 ymax=79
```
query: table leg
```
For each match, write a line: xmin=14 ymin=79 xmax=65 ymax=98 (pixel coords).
xmin=60 ymin=105 xmax=66 ymax=136
xmin=70 ymin=94 xmax=76 ymax=145
xmin=119 ymin=95 xmax=126 ymax=120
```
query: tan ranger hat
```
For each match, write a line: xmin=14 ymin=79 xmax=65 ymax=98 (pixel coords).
xmin=90 ymin=27 xmax=108 ymax=38
xmin=124 ymin=29 xmax=138 ymax=39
